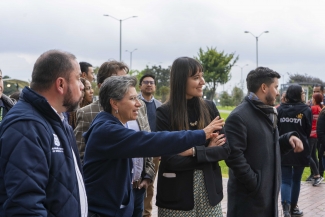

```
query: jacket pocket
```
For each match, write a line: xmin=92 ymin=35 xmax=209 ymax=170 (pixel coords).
xmin=248 ymin=169 xmax=261 ymax=196
xmin=157 ymin=175 xmax=180 ymax=202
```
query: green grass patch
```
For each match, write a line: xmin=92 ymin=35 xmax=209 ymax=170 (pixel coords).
xmin=219 ymin=112 xmax=229 ymax=120
xmin=217 ymin=106 xmax=236 ymax=111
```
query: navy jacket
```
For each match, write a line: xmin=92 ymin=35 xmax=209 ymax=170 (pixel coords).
xmin=0 ymin=87 xmax=84 ymax=216
xmin=83 ymin=111 xmax=206 ymax=217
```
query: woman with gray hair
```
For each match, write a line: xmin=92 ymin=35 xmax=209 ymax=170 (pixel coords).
xmin=83 ymin=76 xmax=225 ymax=217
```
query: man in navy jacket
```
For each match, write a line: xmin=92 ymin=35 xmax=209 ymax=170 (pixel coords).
xmin=0 ymin=50 xmax=87 ymax=216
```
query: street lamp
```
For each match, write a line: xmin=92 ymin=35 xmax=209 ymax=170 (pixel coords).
xmin=244 ymin=31 xmax=269 ymax=68
xmin=103 ymin=14 xmax=137 ymax=61
xmin=125 ymin=49 xmax=137 ymax=70
xmin=235 ymin=64 xmax=248 ymax=91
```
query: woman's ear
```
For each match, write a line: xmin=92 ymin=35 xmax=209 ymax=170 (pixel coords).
xmin=110 ymin=98 xmax=118 ymax=112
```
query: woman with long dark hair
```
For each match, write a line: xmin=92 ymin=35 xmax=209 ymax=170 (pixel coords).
xmin=277 ymin=84 xmax=312 ymax=217
xmin=307 ymin=93 xmax=324 ymax=185
xmin=156 ymin=57 xmax=230 ymax=216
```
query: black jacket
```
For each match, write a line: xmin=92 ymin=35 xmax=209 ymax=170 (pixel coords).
xmin=277 ymin=102 xmax=312 ymax=166
xmin=155 ymin=99 xmax=230 ymax=210
xmin=225 ymin=97 xmax=296 ymax=217
xmin=316 ymin=109 xmax=325 ymax=156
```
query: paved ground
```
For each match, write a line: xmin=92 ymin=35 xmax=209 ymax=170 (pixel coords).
xmin=151 ymin=178 xmax=325 ymax=217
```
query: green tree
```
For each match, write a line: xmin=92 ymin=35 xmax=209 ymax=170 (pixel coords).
xmin=232 ymin=86 xmax=244 ymax=106
xmin=159 ymin=86 xmax=170 ymax=103
xmin=195 ymin=47 xmax=239 ymax=100
xmin=220 ymin=91 xmax=233 ymax=107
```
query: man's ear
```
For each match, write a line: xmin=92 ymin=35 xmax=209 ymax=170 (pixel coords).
xmin=81 ymin=72 xmax=87 ymax=78
xmin=110 ymin=98 xmax=118 ymax=111
xmin=55 ymin=77 xmax=65 ymax=95
xmin=261 ymin=83 xmax=268 ymax=93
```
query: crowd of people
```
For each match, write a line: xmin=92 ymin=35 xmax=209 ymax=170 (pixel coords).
xmin=0 ymin=49 xmax=323 ymax=217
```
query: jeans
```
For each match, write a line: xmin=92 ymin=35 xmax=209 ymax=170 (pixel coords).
xmin=132 ymin=187 xmax=146 ymax=217
xmin=281 ymin=166 xmax=304 ymax=205
xmin=308 ymin=138 xmax=320 ymax=176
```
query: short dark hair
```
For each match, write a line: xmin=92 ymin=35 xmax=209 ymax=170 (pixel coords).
xmin=313 ymin=84 xmax=324 ymax=92
xmin=79 ymin=62 xmax=93 ymax=74
xmin=30 ymin=50 xmax=76 ymax=91
xmin=246 ymin=67 xmax=281 ymax=93
xmin=139 ymin=74 xmax=156 ymax=85
xmin=285 ymin=84 xmax=303 ymax=103
xmin=97 ymin=61 xmax=129 ymax=85
xmin=99 ymin=76 xmax=137 ymax=113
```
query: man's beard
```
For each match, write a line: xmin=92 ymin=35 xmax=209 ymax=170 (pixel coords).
xmin=63 ymin=86 xmax=82 ymax=112
xmin=265 ymin=91 xmax=276 ymax=106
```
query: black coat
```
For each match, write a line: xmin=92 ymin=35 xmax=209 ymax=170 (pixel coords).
xmin=316 ymin=109 xmax=325 ymax=156
xmin=225 ymin=97 xmax=296 ymax=217
xmin=277 ymin=102 xmax=312 ymax=166
xmin=155 ymin=99 xmax=230 ymax=210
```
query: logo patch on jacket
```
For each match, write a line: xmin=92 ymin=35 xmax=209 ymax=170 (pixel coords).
xmin=279 ymin=114 xmax=303 ymax=126
xmin=52 ymin=134 xmax=64 ymax=153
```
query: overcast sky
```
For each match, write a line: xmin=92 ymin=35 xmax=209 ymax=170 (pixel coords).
xmin=1 ymin=0 xmax=325 ymax=93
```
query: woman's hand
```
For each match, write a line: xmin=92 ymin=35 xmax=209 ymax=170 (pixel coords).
xmin=208 ymin=133 xmax=226 ymax=147
xmin=203 ymin=116 xmax=225 ymax=140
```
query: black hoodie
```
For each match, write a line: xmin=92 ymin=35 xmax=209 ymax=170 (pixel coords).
xmin=277 ymin=102 xmax=312 ymax=166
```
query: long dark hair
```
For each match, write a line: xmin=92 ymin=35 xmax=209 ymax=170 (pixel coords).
xmin=167 ymin=57 xmax=211 ymax=130
xmin=285 ymin=84 xmax=304 ymax=103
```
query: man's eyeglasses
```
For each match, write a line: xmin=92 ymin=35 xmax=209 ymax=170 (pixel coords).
xmin=142 ymin=81 xmax=155 ymax=85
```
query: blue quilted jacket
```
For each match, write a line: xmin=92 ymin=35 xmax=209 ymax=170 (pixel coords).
xmin=0 ymin=87 xmax=83 ymax=216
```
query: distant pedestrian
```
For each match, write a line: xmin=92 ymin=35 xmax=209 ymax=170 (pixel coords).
xmin=68 ymin=77 xmax=93 ymax=129
xmin=156 ymin=57 xmax=229 ymax=217
xmin=80 ymin=61 xmax=94 ymax=82
xmin=277 ymin=84 xmax=312 ymax=216
xmin=317 ymin=107 xmax=325 ymax=172
xmin=306 ymin=93 xmax=324 ymax=185
xmin=0 ymin=69 xmax=15 ymax=123
xmin=225 ymin=67 xmax=303 ymax=217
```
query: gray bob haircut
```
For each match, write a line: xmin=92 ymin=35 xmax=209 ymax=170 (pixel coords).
xmin=99 ymin=76 xmax=137 ymax=113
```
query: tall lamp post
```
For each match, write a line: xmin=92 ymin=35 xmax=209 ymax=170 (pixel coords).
xmin=103 ymin=14 xmax=137 ymax=61
xmin=125 ymin=49 xmax=137 ymax=70
xmin=235 ymin=64 xmax=248 ymax=91
xmin=244 ymin=31 xmax=269 ymax=68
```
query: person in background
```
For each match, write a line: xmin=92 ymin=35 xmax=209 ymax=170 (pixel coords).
xmin=0 ymin=50 xmax=87 ymax=216
xmin=306 ymin=93 xmax=324 ymax=185
xmin=83 ymin=75 xmax=225 ymax=217
xmin=68 ymin=78 xmax=93 ymax=129
xmin=277 ymin=84 xmax=312 ymax=217
xmin=156 ymin=57 xmax=229 ymax=217
xmin=139 ymin=74 xmax=162 ymax=217
xmin=0 ymin=69 xmax=15 ymax=123
xmin=312 ymin=84 xmax=325 ymax=177
xmin=80 ymin=61 xmax=94 ymax=82
xmin=75 ymin=61 xmax=155 ymax=217
xmin=275 ymin=91 xmax=286 ymax=108
xmin=317 ymin=107 xmax=325 ymax=175
xmin=225 ymin=67 xmax=303 ymax=217
xmin=9 ymin=91 xmax=20 ymax=102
